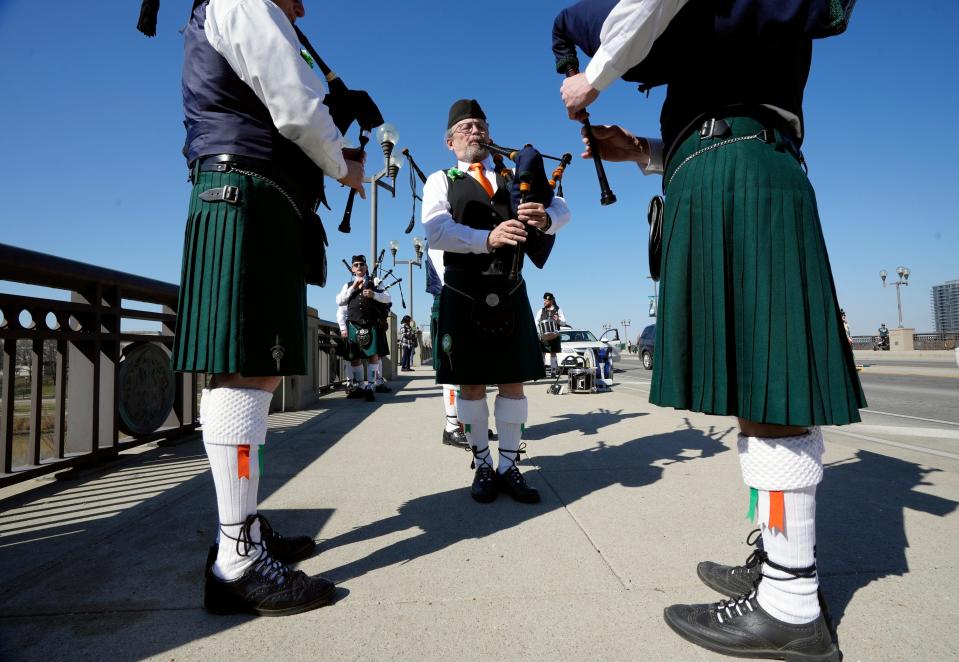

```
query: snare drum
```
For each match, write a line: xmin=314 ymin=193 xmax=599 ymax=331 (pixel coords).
xmin=538 ymin=319 xmax=559 ymax=342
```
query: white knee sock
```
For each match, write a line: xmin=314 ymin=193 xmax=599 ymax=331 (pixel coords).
xmin=369 ymin=361 xmax=382 ymax=384
xmin=457 ymin=396 xmax=490 ymax=468
xmin=444 ymin=385 xmax=460 ymax=432
xmin=756 ymin=486 xmax=820 ymax=624
xmin=738 ymin=427 xmax=824 ymax=624
xmin=200 ymin=387 xmax=273 ymax=580
xmin=349 ymin=364 xmax=364 ymax=386
xmin=494 ymin=395 xmax=527 ymax=474
xmin=550 ymin=355 xmax=558 ymax=371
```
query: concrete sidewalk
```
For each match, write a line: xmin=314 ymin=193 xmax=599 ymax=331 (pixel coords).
xmin=1 ymin=371 xmax=958 ymax=661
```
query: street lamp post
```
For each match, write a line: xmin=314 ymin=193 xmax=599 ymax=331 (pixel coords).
xmin=369 ymin=123 xmax=401 ymax=262
xmin=620 ymin=318 xmax=631 ymax=345
xmin=390 ymin=236 xmax=424 ymax=324
xmin=879 ymin=266 xmax=911 ymax=328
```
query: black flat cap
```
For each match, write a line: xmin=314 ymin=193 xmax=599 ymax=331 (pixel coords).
xmin=447 ymin=99 xmax=486 ymax=130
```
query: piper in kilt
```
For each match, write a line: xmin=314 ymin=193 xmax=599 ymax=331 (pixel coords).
xmin=335 ymin=255 xmax=392 ymax=401
xmin=561 ymin=0 xmax=865 ymax=659
xmin=422 ymin=99 xmax=571 ymax=504
xmin=155 ymin=0 xmax=366 ymax=617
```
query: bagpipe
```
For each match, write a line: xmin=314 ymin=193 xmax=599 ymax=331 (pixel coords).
xmin=478 ymin=141 xmax=572 ymax=280
xmin=291 ymin=27 xmax=386 ymax=235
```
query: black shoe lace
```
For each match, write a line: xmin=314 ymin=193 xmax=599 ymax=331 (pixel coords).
xmin=497 ymin=443 xmax=528 ymax=474
xmin=468 ymin=445 xmax=494 ymax=471
xmin=731 ymin=529 xmax=766 ymax=576
xmin=219 ymin=514 xmax=294 ymax=585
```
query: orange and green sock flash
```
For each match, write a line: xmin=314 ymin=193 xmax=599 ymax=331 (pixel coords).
xmin=747 ymin=487 xmax=785 ymax=533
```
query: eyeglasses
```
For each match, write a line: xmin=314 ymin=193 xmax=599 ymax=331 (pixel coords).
xmin=352 ymin=262 xmax=366 ymax=267
xmin=452 ymin=121 xmax=488 ymax=136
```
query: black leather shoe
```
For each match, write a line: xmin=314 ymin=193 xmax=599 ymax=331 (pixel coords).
xmin=496 ymin=466 xmax=540 ymax=504
xmin=664 ymin=592 xmax=840 ymax=662
xmin=346 ymin=386 xmax=362 ymax=399
xmin=471 ymin=465 xmax=498 ymax=503
xmin=204 ymin=552 xmax=335 ymax=617
xmin=259 ymin=515 xmax=316 ymax=563
xmin=442 ymin=428 xmax=470 ymax=448
xmin=364 ymin=387 xmax=375 ymax=402
xmin=374 ymin=382 xmax=392 ymax=393
xmin=698 ymin=529 xmax=764 ymax=597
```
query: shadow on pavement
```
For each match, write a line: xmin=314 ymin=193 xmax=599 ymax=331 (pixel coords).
xmin=322 ymin=421 xmax=730 ymax=583
xmin=818 ymin=449 xmax=958 ymax=626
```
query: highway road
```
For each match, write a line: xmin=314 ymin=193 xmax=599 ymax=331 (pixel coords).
xmin=613 ymin=352 xmax=959 ymax=471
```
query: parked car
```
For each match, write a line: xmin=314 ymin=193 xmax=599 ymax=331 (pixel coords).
xmin=544 ymin=328 xmax=621 ymax=375
xmin=637 ymin=324 xmax=655 ymax=370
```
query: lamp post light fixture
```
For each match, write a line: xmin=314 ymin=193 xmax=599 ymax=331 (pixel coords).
xmin=621 ymin=319 xmax=631 ymax=345
xmin=390 ymin=235 xmax=424 ymax=324
xmin=879 ymin=266 xmax=911 ymax=328
xmin=366 ymin=122 xmax=401 ymax=263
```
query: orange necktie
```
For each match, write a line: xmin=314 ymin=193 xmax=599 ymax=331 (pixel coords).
xmin=468 ymin=162 xmax=495 ymax=198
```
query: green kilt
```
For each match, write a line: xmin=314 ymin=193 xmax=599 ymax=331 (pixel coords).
xmin=430 ymin=295 xmax=441 ymax=371
xmin=346 ymin=323 xmax=387 ymax=360
xmin=650 ymin=116 xmax=866 ymax=426
xmin=436 ymin=271 xmax=545 ymax=385
xmin=172 ymin=169 xmax=308 ymax=376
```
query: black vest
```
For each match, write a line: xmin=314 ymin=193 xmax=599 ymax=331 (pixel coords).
xmin=346 ymin=282 xmax=387 ymax=327
xmin=443 ymin=171 xmax=519 ymax=275
xmin=182 ymin=1 xmax=325 ymax=203
xmin=660 ymin=36 xmax=811 ymax=156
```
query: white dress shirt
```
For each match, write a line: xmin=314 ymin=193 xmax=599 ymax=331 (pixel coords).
xmin=422 ymin=157 xmax=571 ymax=254
xmin=204 ymin=0 xmax=347 ymax=179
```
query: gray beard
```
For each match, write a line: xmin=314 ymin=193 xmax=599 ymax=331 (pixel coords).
xmin=461 ymin=143 xmax=489 ymax=163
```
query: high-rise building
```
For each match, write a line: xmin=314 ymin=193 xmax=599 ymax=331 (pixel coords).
xmin=931 ymin=279 xmax=959 ymax=332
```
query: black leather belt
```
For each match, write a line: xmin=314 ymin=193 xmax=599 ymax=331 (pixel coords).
xmin=190 ymin=153 xmax=317 ymax=208
xmin=193 ymin=153 xmax=273 ymax=176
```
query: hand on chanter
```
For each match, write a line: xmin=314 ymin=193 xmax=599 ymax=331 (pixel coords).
xmin=580 ymin=125 xmax=650 ymax=165
xmin=487 ymin=219 xmax=527 ymax=249
xmin=560 ymin=72 xmax=599 ymax=120
xmin=337 ymin=159 xmax=366 ymax=199
xmin=517 ymin=202 xmax=549 ymax=229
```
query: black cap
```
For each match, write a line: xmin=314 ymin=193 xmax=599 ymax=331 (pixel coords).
xmin=543 ymin=292 xmax=554 ymax=300
xmin=351 ymin=255 xmax=367 ymax=265
xmin=447 ymin=99 xmax=486 ymax=130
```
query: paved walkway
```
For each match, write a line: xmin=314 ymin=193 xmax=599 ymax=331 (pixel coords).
xmin=1 ymin=367 xmax=958 ymax=661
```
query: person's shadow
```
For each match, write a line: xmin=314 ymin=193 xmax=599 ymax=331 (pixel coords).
xmin=321 ymin=418 xmax=732 ymax=582
xmin=522 ymin=408 xmax=648 ymax=440
xmin=818 ymin=449 xmax=958 ymax=626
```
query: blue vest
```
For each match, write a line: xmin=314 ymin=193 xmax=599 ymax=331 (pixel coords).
xmin=182 ymin=1 xmax=325 ymax=202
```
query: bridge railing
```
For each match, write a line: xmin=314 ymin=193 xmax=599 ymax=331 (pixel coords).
xmin=0 ymin=243 xmax=199 ymax=486
xmin=0 ymin=244 xmax=351 ymax=487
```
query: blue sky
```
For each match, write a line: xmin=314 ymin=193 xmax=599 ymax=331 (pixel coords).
xmin=1 ymin=1 xmax=957 ymax=339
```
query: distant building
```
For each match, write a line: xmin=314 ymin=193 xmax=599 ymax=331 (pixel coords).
xmin=931 ymin=279 xmax=959 ymax=332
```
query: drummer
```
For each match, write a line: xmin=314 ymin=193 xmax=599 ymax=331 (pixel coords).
xmin=536 ymin=292 xmax=567 ymax=378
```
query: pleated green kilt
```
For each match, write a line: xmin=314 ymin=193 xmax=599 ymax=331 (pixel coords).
xmin=171 ymin=170 xmax=308 ymax=376
xmin=435 ymin=272 xmax=545 ymax=385
xmin=650 ymin=116 xmax=866 ymax=426
xmin=430 ymin=295 xmax=441 ymax=371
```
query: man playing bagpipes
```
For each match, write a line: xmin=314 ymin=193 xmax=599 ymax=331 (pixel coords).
xmin=556 ymin=0 xmax=861 ymax=659
xmin=140 ymin=0 xmax=368 ymax=616
xmin=422 ymin=99 xmax=571 ymax=504
xmin=335 ymin=255 xmax=392 ymax=401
